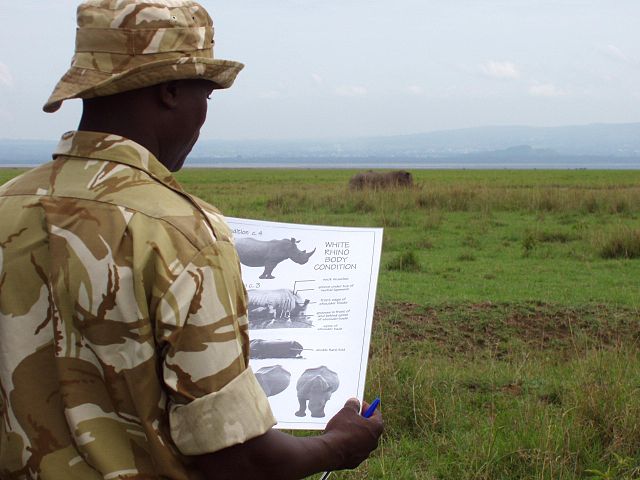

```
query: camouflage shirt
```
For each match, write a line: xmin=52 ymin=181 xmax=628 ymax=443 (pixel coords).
xmin=0 ymin=131 xmax=276 ymax=479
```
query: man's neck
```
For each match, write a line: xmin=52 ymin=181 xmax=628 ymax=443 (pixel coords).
xmin=78 ymin=114 xmax=162 ymax=163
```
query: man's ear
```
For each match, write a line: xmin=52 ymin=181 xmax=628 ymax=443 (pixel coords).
xmin=159 ymin=81 xmax=180 ymax=109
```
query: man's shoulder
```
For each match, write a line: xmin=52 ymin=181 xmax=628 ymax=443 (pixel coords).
xmin=0 ymin=159 xmax=227 ymax=250
xmin=2 ymin=159 xmax=181 ymax=211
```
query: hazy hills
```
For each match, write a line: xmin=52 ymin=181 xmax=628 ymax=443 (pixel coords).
xmin=189 ymin=123 xmax=640 ymax=159
xmin=1 ymin=123 xmax=639 ymax=167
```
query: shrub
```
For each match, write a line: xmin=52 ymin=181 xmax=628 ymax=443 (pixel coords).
xmin=567 ymin=348 xmax=640 ymax=458
xmin=417 ymin=238 xmax=434 ymax=250
xmin=533 ymin=195 xmax=561 ymax=212
xmin=537 ymin=231 xmax=576 ymax=243
xmin=582 ymin=195 xmax=601 ymax=214
xmin=386 ymin=250 xmax=421 ymax=272
xmin=416 ymin=193 xmax=436 ymax=209
xmin=611 ymin=199 xmax=631 ymax=215
xmin=422 ymin=212 xmax=443 ymax=230
xmin=600 ymin=229 xmax=640 ymax=259
xmin=447 ymin=187 xmax=475 ymax=211
xmin=462 ymin=235 xmax=481 ymax=248
xmin=266 ymin=193 xmax=307 ymax=214
xmin=457 ymin=252 xmax=476 ymax=262
xmin=522 ymin=229 xmax=577 ymax=256
xmin=380 ymin=216 xmax=405 ymax=228
xmin=586 ymin=454 xmax=640 ymax=480
xmin=351 ymin=198 xmax=376 ymax=213
xmin=522 ymin=231 xmax=537 ymax=256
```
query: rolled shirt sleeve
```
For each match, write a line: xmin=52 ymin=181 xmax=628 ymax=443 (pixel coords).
xmin=156 ymin=241 xmax=276 ymax=455
xmin=170 ymin=368 xmax=276 ymax=455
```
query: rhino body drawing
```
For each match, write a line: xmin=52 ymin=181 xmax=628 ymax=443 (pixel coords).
xmin=248 ymin=289 xmax=311 ymax=328
xmin=250 ymin=339 xmax=304 ymax=359
xmin=255 ymin=365 xmax=291 ymax=397
xmin=295 ymin=366 xmax=340 ymax=418
xmin=235 ymin=237 xmax=316 ymax=279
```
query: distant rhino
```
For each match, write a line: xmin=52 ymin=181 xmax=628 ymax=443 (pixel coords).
xmin=248 ymin=289 xmax=310 ymax=327
xmin=235 ymin=237 xmax=316 ymax=279
xmin=295 ymin=366 xmax=340 ymax=418
xmin=349 ymin=170 xmax=413 ymax=190
xmin=255 ymin=365 xmax=291 ymax=397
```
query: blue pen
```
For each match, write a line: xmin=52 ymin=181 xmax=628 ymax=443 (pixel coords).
xmin=320 ymin=398 xmax=381 ymax=480
xmin=362 ymin=398 xmax=381 ymax=419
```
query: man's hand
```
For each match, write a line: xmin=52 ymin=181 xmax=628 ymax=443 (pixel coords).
xmin=322 ymin=398 xmax=384 ymax=471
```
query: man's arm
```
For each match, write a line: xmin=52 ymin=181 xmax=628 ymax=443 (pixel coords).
xmin=195 ymin=398 xmax=384 ymax=480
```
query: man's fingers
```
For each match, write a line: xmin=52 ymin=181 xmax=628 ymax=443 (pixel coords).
xmin=343 ymin=397 xmax=361 ymax=412
xmin=359 ymin=400 xmax=371 ymax=416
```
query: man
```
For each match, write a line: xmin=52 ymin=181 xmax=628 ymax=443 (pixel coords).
xmin=0 ymin=1 xmax=383 ymax=479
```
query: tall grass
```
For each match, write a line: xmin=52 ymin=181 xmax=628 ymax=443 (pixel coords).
xmin=356 ymin=303 xmax=640 ymax=480
xmin=208 ymin=172 xmax=640 ymax=219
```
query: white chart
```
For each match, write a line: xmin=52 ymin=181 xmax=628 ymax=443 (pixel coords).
xmin=226 ymin=217 xmax=383 ymax=430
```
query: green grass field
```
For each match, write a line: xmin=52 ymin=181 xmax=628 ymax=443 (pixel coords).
xmin=2 ymin=167 xmax=639 ymax=479
xmin=183 ymin=168 xmax=640 ymax=480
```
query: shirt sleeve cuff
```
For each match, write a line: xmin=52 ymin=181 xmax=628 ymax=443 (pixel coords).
xmin=169 ymin=368 xmax=277 ymax=456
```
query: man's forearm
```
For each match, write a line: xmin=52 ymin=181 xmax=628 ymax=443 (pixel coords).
xmin=195 ymin=398 xmax=383 ymax=480
xmin=195 ymin=429 xmax=340 ymax=480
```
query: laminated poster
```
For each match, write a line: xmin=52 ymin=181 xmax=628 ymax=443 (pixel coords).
xmin=226 ymin=217 xmax=383 ymax=430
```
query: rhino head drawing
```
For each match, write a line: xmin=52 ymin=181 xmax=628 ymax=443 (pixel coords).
xmin=287 ymin=238 xmax=316 ymax=265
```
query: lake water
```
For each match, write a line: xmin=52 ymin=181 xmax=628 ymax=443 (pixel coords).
xmin=184 ymin=156 xmax=640 ymax=170
xmin=1 ymin=155 xmax=638 ymax=170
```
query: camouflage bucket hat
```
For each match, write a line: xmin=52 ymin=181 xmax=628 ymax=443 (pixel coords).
xmin=43 ymin=0 xmax=244 ymax=113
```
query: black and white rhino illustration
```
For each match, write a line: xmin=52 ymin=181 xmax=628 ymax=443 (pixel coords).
xmin=248 ymin=289 xmax=311 ymax=328
xmin=295 ymin=366 xmax=340 ymax=418
xmin=255 ymin=365 xmax=291 ymax=397
xmin=235 ymin=237 xmax=316 ymax=279
xmin=250 ymin=339 xmax=304 ymax=359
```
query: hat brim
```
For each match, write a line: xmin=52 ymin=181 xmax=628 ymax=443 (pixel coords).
xmin=43 ymin=57 xmax=244 ymax=113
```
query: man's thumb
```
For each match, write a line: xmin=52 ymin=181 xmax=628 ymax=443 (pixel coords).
xmin=344 ymin=397 xmax=361 ymax=412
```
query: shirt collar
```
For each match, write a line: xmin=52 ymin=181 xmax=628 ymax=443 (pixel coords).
xmin=53 ymin=130 xmax=184 ymax=192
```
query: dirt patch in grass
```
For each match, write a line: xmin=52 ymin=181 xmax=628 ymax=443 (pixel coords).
xmin=377 ymin=301 xmax=640 ymax=358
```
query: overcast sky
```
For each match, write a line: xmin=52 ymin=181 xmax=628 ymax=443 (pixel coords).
xmin=0 ymin=0 xmax=639 ymax=140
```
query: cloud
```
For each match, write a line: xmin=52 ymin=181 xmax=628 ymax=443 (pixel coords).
xmin=481 ymin=61 xmax=520 ymax=80
xmin=0 ymin=63 xmax=14 ymax=88
xmin=311 ymin=73 xmax=324 ymax=85
xmin=407 ymin=85 xmax=424 ymax=95
xmin=599 ymin=44 xmax=630 ymax=63
xmin=335 ymin=85 xmax=367 ymax=97
xmin=528 ymin=83 xmax=565 ymax=97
